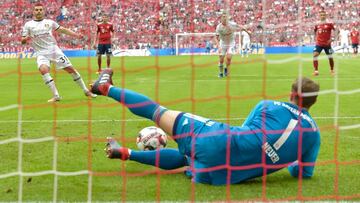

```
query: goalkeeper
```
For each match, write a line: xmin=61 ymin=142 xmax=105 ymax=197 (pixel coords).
xmin=92 ymin=69 xmax=320 ymax=185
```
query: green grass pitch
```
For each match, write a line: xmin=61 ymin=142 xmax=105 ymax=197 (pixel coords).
xmin=0 ymin=54 xmax=359 ymax=201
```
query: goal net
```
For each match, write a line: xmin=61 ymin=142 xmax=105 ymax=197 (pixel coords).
xmin=0 ymin=0 xmax=359 ymax=202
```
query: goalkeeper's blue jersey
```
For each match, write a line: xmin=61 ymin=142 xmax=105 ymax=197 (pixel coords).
xmin=174 ymin=100 xmax=320 ymax=185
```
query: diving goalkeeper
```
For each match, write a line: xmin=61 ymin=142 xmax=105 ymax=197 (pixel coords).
xmin=92 ymin=69 xmax=320 ymax=185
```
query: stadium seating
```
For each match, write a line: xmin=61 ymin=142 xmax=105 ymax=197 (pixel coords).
xmin=0 ymin=0 xmax=359 ymax=50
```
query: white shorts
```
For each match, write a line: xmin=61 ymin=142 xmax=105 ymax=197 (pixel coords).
xmin=36 ymin=49 xmax=72 ymax=69
xmin=242 ymin=41 xmax=251 ymax=50
xmin=340 ymin=41 xmax=349 ymax=48
xmin=218 ymin=45 xmax=236 ymax=56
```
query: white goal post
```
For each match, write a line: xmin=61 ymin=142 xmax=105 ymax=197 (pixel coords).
xmin=175 ymin=32 xmax=242 ymax=55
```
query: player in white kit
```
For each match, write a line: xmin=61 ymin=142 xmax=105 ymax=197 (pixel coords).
xmin=215 ymin=13 xmax=245 ymax=78
xmin=21 ymin=3 xmax=96 ymax=102
xmin=241 ymin=29 xmax=251 ymax=58
xmin=339 ymin=27 xmax=350 ymax=56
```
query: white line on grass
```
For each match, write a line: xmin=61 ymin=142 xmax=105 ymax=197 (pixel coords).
xmin=0 ymin=104 xmax=18 ymax=112
xmin=0 ymin=170 xmax=90 ymax=180
xmin=265 ymin=54 xmax=351 ymax=64
xmin=0 ymin=116 xmax=359 ymax=123
xmin=159 ymin=77 xmax=359 ymax=83
xmin=339 ymin=124 xmax=360 ymax=130
xmin=0 ymin=136 xmax=54 ymax=145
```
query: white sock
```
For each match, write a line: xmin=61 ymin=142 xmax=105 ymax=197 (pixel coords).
xmin=218 ymin=64 xmax=223 ymax=73
xmin=71 ymin=71 xmax=89 ymax=93
xmin=42 ymin=73 xmax=59 ymax=97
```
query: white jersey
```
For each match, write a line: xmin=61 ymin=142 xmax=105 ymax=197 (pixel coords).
xmin=216 ymin=21 xmax=239 ymax=46
xmin=22 ymin=19 xmax=61 ymax=55
xmin=339 ymin=29 xmax=350 ymax=44
xmin=241 ymin=30 xmax=250 ymax=43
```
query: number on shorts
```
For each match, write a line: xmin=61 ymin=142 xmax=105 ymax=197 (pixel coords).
xmin=59 ymin=55 xmax=69 ymax=63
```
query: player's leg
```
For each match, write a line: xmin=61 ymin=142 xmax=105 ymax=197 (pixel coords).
xmin=102 ymin=88 xmax=188 ymax=169
xmin=97 ymin=44 xmax=105 ymax=74
xmin=244 ymin=42 xmax=250 ymax=57
xmin=94 ymin=69 xmax=189 ymax=169
xmin=224 ymin=53 xmax=232 ymax=77
xmin=241 ymin=47 xmax=245 ymax=57
xmin=62 ymin=66 xmax=97 ymax=98
xmin=324 ymin=47 xmax=335 ymax=75
xmin=249 ymin=44 xmax=253 ymax=56
xmin=37 ymin=56 xmax=61 ymax=103
xmin=54 ymin=51 xmax=97 ymax=98
xmin=218 ymin=45 xmax=227 ymax=77
xmin=97 ymin=55 xmax=102 ymax=73
xmin=246 ymin=44 xmax=250 ymax=57
xmin=218 ymin=54 xmax=225 ymax=78
xmin=106 ymin=55 xmax=111 ymax=68
xmin=312 ymin=46 xmax=322 ymax=76
xmin=106 ymin=44 xmax=112 ymax=68
xmin=91 ymin=69 xmax=181 ymax=134
xmin=224 ymin=46 xmax=235 ymax=77
xmin=352 ymin=44 xmax=357 ymax=55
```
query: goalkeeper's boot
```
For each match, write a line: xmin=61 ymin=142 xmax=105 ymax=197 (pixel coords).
xmin=218 ymin=73 xmax=224 ymax=78
xmin=105 ymin=137 xmax=130 ymax=160
xmin=224 ymin=68 xmax=228 ymax=77
xmin=330 ymin=70 xmax=335 ymax=76
xmin=91 ymin=68 xmax=113 ymax=96
xmin=312 ymin=70 xmax=319 ymax=76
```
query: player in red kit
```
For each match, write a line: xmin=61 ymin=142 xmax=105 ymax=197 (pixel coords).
xmin=94 ymin=14 xmax=114 ymax=74
xmin=313 ymin=10 xmax=336 ymax=76
xmin=350 ymin=27 xmax=359 ymax=56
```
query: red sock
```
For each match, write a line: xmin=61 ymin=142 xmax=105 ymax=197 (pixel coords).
xmin=107 ymin=57 xmax=111 ymax=68
xmin=97 ymin=57 xmax=102 ymax=71
xmin=99 ymin=82 xmax=111 ymax=96
xmin=329 ymin=58 xmax=334 ymax=71
xmin=313 ymin=59 xmax=318 ymax=71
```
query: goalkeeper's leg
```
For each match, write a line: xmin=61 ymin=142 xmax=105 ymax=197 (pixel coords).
xmin=91 ymin=68 xmax=181 ymax=135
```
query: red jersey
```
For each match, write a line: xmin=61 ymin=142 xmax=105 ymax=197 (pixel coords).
xmin=314 ymin=23 xmax=335 ymax=47
xmin=350 ymin=30 xmax=359 ymax=44
xmin=97 ymin=23 xmax=114 ymax=44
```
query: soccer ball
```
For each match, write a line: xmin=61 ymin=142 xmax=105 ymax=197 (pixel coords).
xmin=136 ymin=126 xmax=167 ymax=151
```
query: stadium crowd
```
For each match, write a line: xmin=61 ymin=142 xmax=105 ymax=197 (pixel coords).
xmin=0 ymin=0 xmax=359 ymax=51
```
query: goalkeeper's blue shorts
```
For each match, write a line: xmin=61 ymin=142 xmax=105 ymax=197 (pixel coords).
xmin=173 ymin=112 xmax=263 ymax=185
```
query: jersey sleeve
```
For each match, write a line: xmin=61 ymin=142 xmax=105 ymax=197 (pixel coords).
xmin=50 ymin=20 xmax=60 ymax=30
xmin=287 ymin=131 xmax=320 ymax=178
xmin=110 ymin=24 xmax=114 ymax=32
xmin=231 ymin=22 xmax=241 ymax=30
xmin=97 ymin=24 xmax=100 ymax=33
xmin=22 ymin=23 xmax=29 ymax=37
